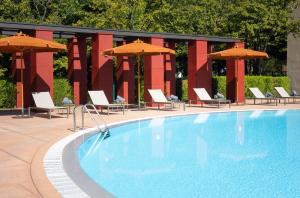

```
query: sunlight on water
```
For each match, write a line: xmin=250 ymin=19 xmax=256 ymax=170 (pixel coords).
xmin=77 ymin=110 xmax=300 ymax=198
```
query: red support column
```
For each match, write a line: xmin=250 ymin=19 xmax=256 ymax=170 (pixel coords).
xmin=31 ymin=30 xmax=54 ymax=97
xmin=144 ymin=37 xmax=164 ymax=105
xmin=12 ymin=53 xmax=23 ymax=108
xmin=116 ymin=40 xmax=136 ymax=103
xmin=92 ymin=33 xmax=113 ymax=102
xmin=226 ymin=42 xmax=245 ymax=103
xmin=188 ymin=40 xmax=211 ymax=104
xmin=164 ymin=41 xmax=176 ymax=96
xmin=207 ymin=43 xmax=213 ymax=94
xmin=68 ymin=36 xmax=88 ymax=105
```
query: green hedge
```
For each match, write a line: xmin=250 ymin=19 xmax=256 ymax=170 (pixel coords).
xmin=182 ymin=76 xmax=291 ymax=99
xmin=0 ymin=78 xmax=73 ymax=108
xmin=53 ymin=78 xmax=73 ymax=105
xmin=0 ymin=80 xmax=16 ymax=108
xmin=182 ymin=79 xmax=188 ymax=101
xmin=0 ymin=76 xmax=292 ymax=108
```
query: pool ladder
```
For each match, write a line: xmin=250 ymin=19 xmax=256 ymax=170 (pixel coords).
xmin=73 ymin=104 xmax=110 ymax=136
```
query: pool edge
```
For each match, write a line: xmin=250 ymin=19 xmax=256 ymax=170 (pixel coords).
xmin=44 ymin=108 xmax=300 ymax=197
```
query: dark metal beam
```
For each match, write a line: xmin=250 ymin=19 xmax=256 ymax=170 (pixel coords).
xmin=0 ymin=21 xmax=241 ymax=43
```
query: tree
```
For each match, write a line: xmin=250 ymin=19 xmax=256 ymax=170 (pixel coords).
xmin=0 ymin=0 xmax=299 ymax=77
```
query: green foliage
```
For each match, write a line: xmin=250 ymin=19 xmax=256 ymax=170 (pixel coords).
xmin=53 ymin=78 xmax=73 ymax=105
xmin=54 ymin=56 xmax=68 ymax=77
xmin=182 ymin=79 xmax=188 ymax=101
xmin=0 ymin=0 xmax=298 ymax=106
xmin=212 ymin=76 xmax=227 ymax=96
xmin=0 ymin=79 xmax=16 ymax=108
xmin=0 ymin=78 xmax=73 ymax=108
xmin=182 ymin=76 xmax=291 ymax=99
xmin=211 ymin=76 xmax=291 ymax=98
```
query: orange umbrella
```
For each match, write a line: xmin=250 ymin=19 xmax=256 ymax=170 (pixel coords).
xmin=208 ymin=47 xmax=268 ymax=59
xmin=208 ymin=46 xmax=268 ymax=103
xmin=103 ymin=39 xmax=175 ymax=108
xmin=0 ymin=32 xmax=66 ymax=115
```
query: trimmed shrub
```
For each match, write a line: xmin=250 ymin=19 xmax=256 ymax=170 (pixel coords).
xmin=212 ymin=76 xmax=226 ymax=96
xmin=53 ymin=78 xmax=73 ymax=105
xmin=182 ymin=79 xmax=188 ymax=101
xmin=0 ymin=80 xmax=16 ymax=108
xmin=244 ymin=76 xmax=291 ymax=97
xmin=182 ymin=76 xmax=291 ymax=99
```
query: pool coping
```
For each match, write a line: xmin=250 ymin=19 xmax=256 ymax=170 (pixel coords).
xmin=44 ymin=108 xmax=300 ymax=197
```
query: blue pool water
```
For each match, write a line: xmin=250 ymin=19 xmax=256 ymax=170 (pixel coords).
xmin=77 ymin=110 xmax=300 ymax=198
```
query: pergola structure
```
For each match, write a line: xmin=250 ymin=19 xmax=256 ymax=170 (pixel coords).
xmin=0 ymin=22 xmax=244 ymax=107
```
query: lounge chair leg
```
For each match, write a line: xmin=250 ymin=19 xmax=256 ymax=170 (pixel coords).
xmin=107 ymin=106 xmax=109 ymax=115
xmin=49 ymin=109 xmax=51 ymax=119
xmin=28 ymin=107 xmax=31 ymax=117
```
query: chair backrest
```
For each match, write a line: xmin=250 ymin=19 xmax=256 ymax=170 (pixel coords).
xmin=249 ymin=88 xmax=265 ymax=99
xmin=274 ymin=87 xmax=290 ymax=97
xmin=193 ymin=88 xmax=212 ymax=100
xmin=88 ymin=90 xmax=110 ymax=105
xmin=148 ymin=89 xmax=168 ymax=103
xmin=32 ymin=92 xmax=55 ymax=108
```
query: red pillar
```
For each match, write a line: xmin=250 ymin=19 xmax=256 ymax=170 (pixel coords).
xmin=144 ymin=37 xmax=164 ymax=105
xmin=68 ymin=36 xmax=87 ymax=105
xmin=188 ymin=40 xmax=211 ymax=103
xmin=116 ymin=40 xmax=136 ymax=103
xmin=12 ymin=52 xmax=33 ymax=108
xmin=164 ymin=41 xmax=176 ymax=96
xmin=31 ymin=30 xmax=54 ymax=96
xmin=226 ymin=42 xmax=245 ymax=103
xmin=92 ymin=33 xmax=113 ymax=102
xmin=12 ymin=53 xmax=23 ymax=108
xmin=207 ymin=43 xmax=213 ymax=92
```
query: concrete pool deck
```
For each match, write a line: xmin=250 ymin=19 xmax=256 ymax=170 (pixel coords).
xmin=1 ymin=103 xmax=300 ymax=198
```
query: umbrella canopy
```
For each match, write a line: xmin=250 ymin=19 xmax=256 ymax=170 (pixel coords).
xmin=0 ymin=32 xmax=67 ymax=115
xmin=208 ymin=46 xmax=268 ymax=104
xmin=208 ymin=46 xmax=268 ymax=60
xmin=102 ymin=39 xmax=175 ymax=56
xmin=0 ymin=32 xmax=66 ymax=53
xmin=103 ymin=39 xmax=175 ymax=108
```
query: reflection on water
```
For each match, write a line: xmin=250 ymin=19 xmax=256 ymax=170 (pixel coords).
xmin=149 ymin=117 xmax=165 ymax=158
xmin=77 ymin=110 xmax=300 ymax=198
xmin=236 ymin=112 xmax=244 ymax=145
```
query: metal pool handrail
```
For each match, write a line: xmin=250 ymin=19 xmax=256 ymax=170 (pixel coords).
xmin=73 ymin=104 xmax=110 ymax=134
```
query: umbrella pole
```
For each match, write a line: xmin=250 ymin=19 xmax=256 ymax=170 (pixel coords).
xmin=20 ymin=52 xmax=24 ymax=116
xmin=137 ymin=55 xmax=141 ymax=109
xmin=236 ymin=62 xmax=238 ymax=105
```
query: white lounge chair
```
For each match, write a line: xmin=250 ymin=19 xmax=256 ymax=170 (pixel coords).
xmin=88 ymin=90 xmax=125 ymax=115
xmin=29 ymin=92 xmax=69 ymax=119
xmin=191 ymin=88 xmax=231 ymax=108
xmin=248 ymin=87 xmax=278 ymax=105
xmin=146 ymin=89 xmax=185 ymax=111
xmin=274 ymin=87 xmax=299 ymax=104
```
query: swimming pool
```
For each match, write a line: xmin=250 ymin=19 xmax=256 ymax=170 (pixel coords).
xmin=77 ymin=110 xmax=300 ymax=198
